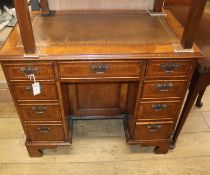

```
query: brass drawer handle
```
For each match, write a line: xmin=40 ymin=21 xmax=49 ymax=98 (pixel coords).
xmin=152 ymin=104 xmax=167 ymax=111
xmin=91 ymin=63 xmax=110 ymax=74
xmin=20 ymin=67 xmax=39 ymax=76
xmin=160 ymin=62 xmax=180 ymax=73
xmin=37 ymin=126 xmax=50 ymax=133
xmin=147 ymin=124 xmax=162 ymax=132
xmin=32 ymin=106 xmax=48 ymax=114
xmin=156 ymin=83 xmax=173 ymax=92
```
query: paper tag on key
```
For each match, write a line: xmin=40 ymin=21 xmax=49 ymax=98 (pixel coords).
xmin=28 ymin=74 xmax=41 ymax=96
xmin=32 ymin=82 xmax=41 ymax=96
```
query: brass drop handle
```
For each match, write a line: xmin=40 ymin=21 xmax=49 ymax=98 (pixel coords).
xmin=91 ymin=63 xmax=110 ymax=74
xmin=147 ymin=124 xmax=162 ymax=132
xmin=160 ymin=62 xmax=180 ymax=73
xmin=32 ymin=106 xmax=48 ymax=114
xmin=37 ymin=126 xmax=50 ymax=133
xmin=152 ymin=104 xmax=167 ymax=111
xmin=156 ymin=83 xmax=173 ymax=92
xmin=20 ymin=67 xmax=39 ymax=76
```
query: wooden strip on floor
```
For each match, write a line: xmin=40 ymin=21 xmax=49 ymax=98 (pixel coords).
xmin=182 ymin=111 xmax=210 ymax=133
xmin=1 ymin=131 xmax=210 ymax=163
xmin=205 ymin=86 xmax=210 ymax=95
xmin=165 ymin=132 xmax=210 ymax=158
xmin=202 ymin=112 xmax=210 ymax=127
xmin=1 ymin=156 xmax=210 ymax=175
xmin=0 ymin=103 xmax=18 ymax=118
xmin=0 ymin=137 xmax=164 ymax=164
xmin=0 ymin=118 xmax=24 ymax=139
xmin=191 ymin=94 xmax=210 ymax=112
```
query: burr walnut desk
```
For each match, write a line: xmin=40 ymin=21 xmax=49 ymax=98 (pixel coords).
xmin=0 ymin=0 xmax=207 ymax=157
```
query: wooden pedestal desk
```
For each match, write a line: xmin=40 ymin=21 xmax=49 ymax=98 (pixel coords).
xmin=0 ymin=6 xmax=205 ymax=157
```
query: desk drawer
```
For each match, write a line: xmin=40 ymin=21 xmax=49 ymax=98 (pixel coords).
xmin=3 ymin=63 xmax=55 ymax=80
xmin=137 ymin=101 xmax=180 ymax=120
xmin=26 ymin=124 xmax=65 ymax=141
xmin=19 ymin=104 xmax=61 ymax=121
xmin=59 ymin=61 xmax=141 ymax=79
xmin=12 ymin=82 xmax=58 ymax=101
xmin=145 ymin=60 xmax=193 ymax=77
xmin=142 ymin=80 xmax=187 ymax=99
xmin=134 ymin=121 xmax=173 ymax=141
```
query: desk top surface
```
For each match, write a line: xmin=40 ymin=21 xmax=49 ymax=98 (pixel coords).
xmin=0 ymin=10 xmax=203 ymax=61
xmin=28 ymin=11 xmax=178 ymax=46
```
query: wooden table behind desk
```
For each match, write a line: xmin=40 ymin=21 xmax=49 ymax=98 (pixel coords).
xmin=167 ymin=3 xmax=210 ymax=147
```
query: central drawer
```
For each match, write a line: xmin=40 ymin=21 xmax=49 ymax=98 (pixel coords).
xmin=59 ymin=61 xmax=142 ymax=80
